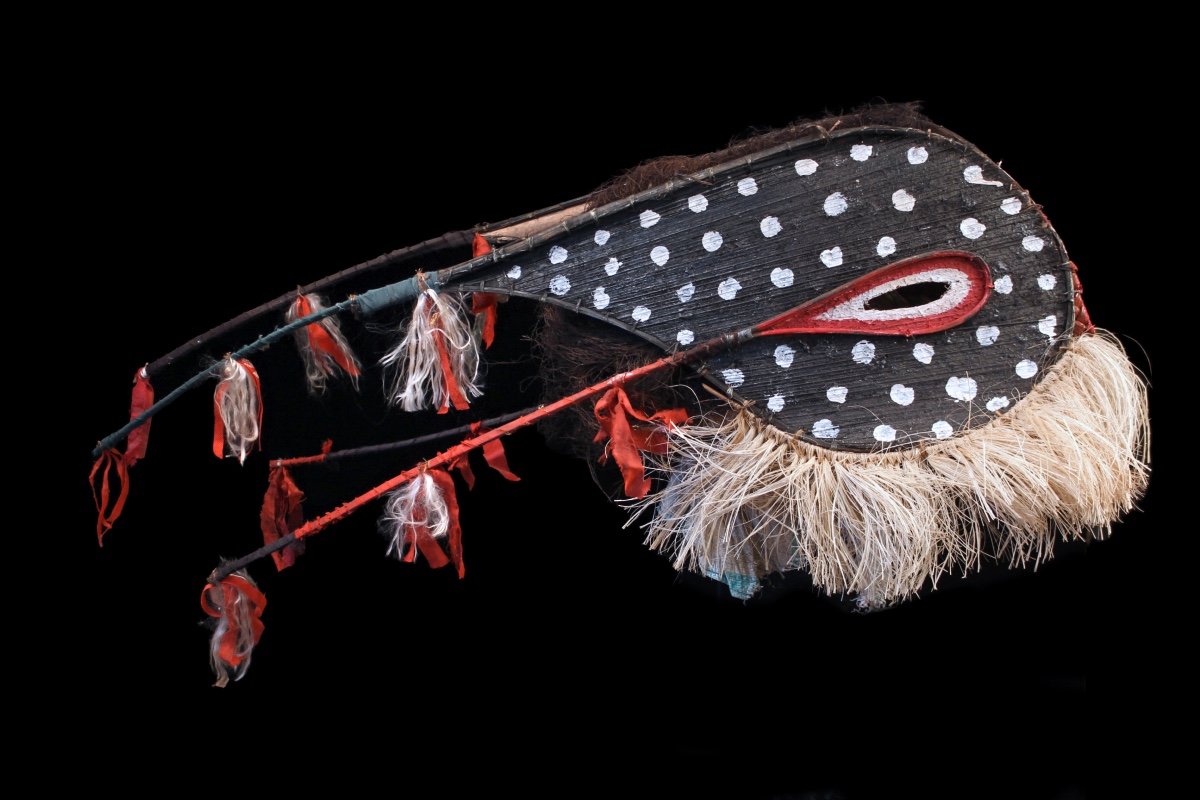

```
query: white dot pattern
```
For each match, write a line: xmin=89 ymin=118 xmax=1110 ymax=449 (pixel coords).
xmin=677 ymin=283 xmax=695 ymax=303
xmin=650 ymin=246 xmax=670 ymax=266
xmin=907 ymin=146 xmax=928 ymax=165
xmin=824 ymin=192 xmax=848 ymax=216
xmin=631 ymin=305 xmax=651 ymax=323
xmin=945 ymin=376 xmax=978 ymax=402
xmin=721 ymin=368 xmax=745 ymax=388
xmin=774 ymin=344 xmax=795 ymax=368
xmin=592 ymin=288 xmax=609 ymax=309
xmin=877 ymin=236 xmax=897 ymax=257
xmin=994 ymin=275 xmax=1013 ymax=294
xmin=717 ymin=277 xmax=741 ymax=300
xmin=976 ymin=326 xmax=999 ymax=346
xmin=892 ymin=190 xmax=915 ymax=212
xmin=812 ymin=419 xmax=839 ymax=439
xmin=874 ymin=424 xmax=897 ymax=443
xmin=820 ymin=246 xmax=843 ymax=268
xmin=688 ymin=194 xmax=708 ymax=213
xmin=852 ymin=341 xmax=876 ymax=365
xmin=737 ymin=178 xmax=757 ymax=196
xmin=794 ymin=158 xmax=818 ymax=176
xmin=549 ymin=275 xmax=570 ymax=295
xmin=766 ymin=394 xmax=785 ymax=412
xmin=549 ymin=246 xmax=568 ymax=264
xmin=639 ymin=210 xmax=661 ymax=228
xmin=1022 ymin=235 xmax=1045 ymax=252
xmin=770 ymin=267 xmax=794 ymax=288
xmin=676 ymin=329 xmax=694 ymax=345
xmin=931 ymin=421 xmax=953 ymax=439
xmin=826 ymin=386 xmax=848 ymax=404
xmin=1016 ymin=360 xmax=1038 ymax=379
xmin=760 ymin=216 xmax=782 ymax=238
xmin=594 ymin=230 xmax=611 ymax=245
xmin=912 ymin=343 xmax=934 ymax=364
xmin=702 ymin=231 xmax=723 ymax=252
xmin=1038 ymin=274 xmax=1057 ymax=290
xmin=850 ymin=144 xmax=873 ymax=161
xmin=960 ymin=218 xmax=986 ymax=239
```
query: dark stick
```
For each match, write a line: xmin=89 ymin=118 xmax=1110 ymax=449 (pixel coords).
xmin=275 ymin=407 xmax=540 ymax=467
xmin=146 ymin=230 xmax=474 ymax=378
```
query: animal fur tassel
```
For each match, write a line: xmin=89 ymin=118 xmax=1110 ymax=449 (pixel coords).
xmin=213 ymin=356 xmax=263 ymax=464
xmin=285 ymin=293 xmax=361 ymax=392
xmin=382 ymin=283 xmax=482 ymax=414
xmin=380 ymin=468 xmax=465 ymax=577
xmin=201 ymin=571 xmax=267 ymax=687
xmin=640 ymin=332 xmax=1150 ymax=608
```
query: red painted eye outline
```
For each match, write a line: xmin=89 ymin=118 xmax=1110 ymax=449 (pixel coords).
xmin=757 ymin=252 xmax=992 ymax=339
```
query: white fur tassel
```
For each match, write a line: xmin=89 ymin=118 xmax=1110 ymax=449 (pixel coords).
xmin=382 ymin=472 xmax=449 ymax=561
xmin=285 ymin=293 xmax=361 ymax=393
xmin=214 ymin=356 xmax=262 ymax=464
xmin=381 ymin=288 xmax=482 ymax=412
xmin=202 ymin=571 xmax=267 ymax=688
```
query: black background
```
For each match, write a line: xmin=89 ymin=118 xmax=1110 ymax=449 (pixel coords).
xmin=60 ymin=57 xmax=1168 ymax=797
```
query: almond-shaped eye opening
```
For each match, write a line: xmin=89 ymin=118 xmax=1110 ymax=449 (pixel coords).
xmin=864 ymin=281 xmax=949 ymax=312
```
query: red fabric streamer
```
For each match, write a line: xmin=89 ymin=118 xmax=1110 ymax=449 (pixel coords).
xmin=429 ymin=469 xmax=465 ymax=579
xmin=293 ymin=294 xmax=360 ymax=377
xmin=471 ymin=421 xmax=520 ymax=483
xmin=125 ymin=369 xmax=154 ymax=467
xmin=452 ymin=422 xmax=520 ymax=488
xmin=593 ymin=388 xmax=688 ymax=499
xmin=200 ymin=575 xmax=267 ymax=671
xmin=431 ymin=326 xmax=471 ymax=414
xmin=260 ymin=465 xmax=307 ymax=571
xmin=90 ymin=448 xmax=129 ymax=546
xmin=470 ymin=234 xmax=500 ymax=349
xmin=212 ymin=359 xmax=263 ymax=459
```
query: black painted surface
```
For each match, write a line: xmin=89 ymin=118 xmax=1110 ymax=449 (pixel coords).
xmin=471 ymin=129 xmax=1073 ymax=450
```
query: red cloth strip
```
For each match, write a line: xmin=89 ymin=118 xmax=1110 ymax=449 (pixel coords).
xmin=90 ymin=448 xmax=130 ymax=546
xmin=470 ymin=234 xmax=500 ymax=349
xmin=260 ymin=465 xmax=307 ymax=571
xmin=429 ymin=469 xmax=465 ymax=579
xmin=593 ymin=388 xmax=688 ymax=499
xmin=432 ymin=326 xmax=470 ymax=414
xmin=125 ymin=369 xmax=154 ymax=466
xmin=471 ymin=421 xmax=520 ymax=482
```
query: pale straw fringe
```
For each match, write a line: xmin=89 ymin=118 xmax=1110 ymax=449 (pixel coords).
xmin=285 ymin=293 xmax=361 ymax=393
xmin=639 ymin=332 xmax=1149 ymax=607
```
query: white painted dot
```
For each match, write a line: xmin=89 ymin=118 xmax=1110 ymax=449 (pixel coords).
xmin=850 ymin=144 xmax=873 ymax=162
xmin=549 ymin=275 xmax=571 ymax=296
xmin=677 ymin=282 xmax=695 ymax=303
xmin=770 ymin=267 xmax=794 ymax=288
xmin=721 ymin=368 xmax=745 ymax=388
xmin=892 ymin=189 xmax=915 ymax=212
xmin=986 ymin=396 xmax=1010 ymax=412
xmin=994 ymin=275 xmax=1013 ymax=294
xmin=876 ymin=236 xmax=897 ymax=257
xmin=890 ymin=384 xmax=915 ymax=406
xmin=766 ymin=394 xmax=785 ymax=413
xmin=737 ymin=177 xmax=758 ymax=196
xmin=931 ymin=420 xmax=954 ymax=439
xmin=826 ymin=386 xmax=848 ymax=404
xmin=688 ymin=194 xmax=708 ymax=213
xmin=964 ymin=165 xmax=1004 ymax=186
xmin=717 ymin=277 xmax=741 ymax=300
xmin=907 ymin=146 xmax=929 ymax=165
xmin=820 ymin=246 xmax=843 ymax=268
xmin=676 ymin=329 xmax=694 ymax=346
xmin=874 ymin=424 xmax=897 ymax=443
xmin=506 ymin=265 xmax=522 ymax=280
xmin=1037 ymin=274 xmax=1057 ymax=290
xmin=975 ymin=325 xmax=1000 ymax=346
xmin=1038 ymin=315 xmax=1057 ymax=338
xmin=549 ymin=246 xmax=568 ymax=264
xmin=945 ymin=376 xmax=978 ymax=402
xmin=631 ymin=305 xmax=651 ymax=323
xmin=604 ymin=258 xmax=622 ymax=276
xmin=760 ymin=216 xmax=782 ymax=238
xmin=852 ymin=340 xmax=875 ymax=365
xmin=960 ymin=218 xmax=986 ymax=240
xmin=913 ymin=343 xmax=934 ymax=364
xmin=824 ymin=192 xmax=848 ymax=216
xmin=650 ymin=245 xmax=670 ymax=266
xmin=594 ymin=230 xmax=611 ymax=246
xmin=702 ymin=231 xmax=723 ymax=252
xmin=812 ymin=419 xmax=839 ymax=439
xmin=1016 ymin=360 xmax=1038 ymax=379
xmin=794 ymin=158 xmax=818 ymax=176
xmin=1022 ymin=235 xmax=1045 ymax=252
xmin=774 ymin=344 xmax=795 ymax=368
xmin=639 ymin=210 xmax=661 ymax=228
xmin=1000 ymin=197 xmax=1021 ymax=215
xmin=592 ymin=288 xmax=610 ymax=310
